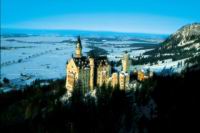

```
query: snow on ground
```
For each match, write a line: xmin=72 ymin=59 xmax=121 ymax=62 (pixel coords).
xmin=0 ymin=36 xmax=91 ymax=88
xmin=132 ymin=58 xmax=187 ymax=73
xmin=107 ymin=48 xmax=151 ymax=61
xmin=1 ymin=34 xmax=163 ymax=91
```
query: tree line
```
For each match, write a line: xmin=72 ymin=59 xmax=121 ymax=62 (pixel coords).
xmin=0 ymin=64 xmax=200 ymax=133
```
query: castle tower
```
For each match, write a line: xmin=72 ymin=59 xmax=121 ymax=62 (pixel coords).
xmin=122 ymin=51 xmax=130 ymax=73
xmin=137 ymin=69 xmax=145 ymax=81
xmin=75 ymin=36 xmax=82 ymax=58
xmin=89 ymin=57 xmax=94 ymax=90
xmin=119 ymin=72 xmax=130 ymax=90
xmin=112 ymin=72 xmax=118 ymax=88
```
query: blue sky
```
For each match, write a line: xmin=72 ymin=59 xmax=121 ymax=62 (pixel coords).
xmin=1 ymin=0 xmax=200 ymax=34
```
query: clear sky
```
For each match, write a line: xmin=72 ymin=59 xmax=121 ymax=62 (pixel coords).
xmin=1 ymin=0 xmax=200 ymax=34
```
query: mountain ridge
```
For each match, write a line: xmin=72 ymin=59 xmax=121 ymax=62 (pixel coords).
xmin=161 ymin=23 xmax=200 ymax=50
xmin=145 ymin=23 xmax=200 ymax=58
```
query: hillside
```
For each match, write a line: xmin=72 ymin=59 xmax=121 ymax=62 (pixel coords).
xmin=145 ymin=23 xmax=200 ymax=56
xmin=136 ymin=23 xmax=200 ymax=67
xmin=161 ymin=23 xmax=200 ymax=50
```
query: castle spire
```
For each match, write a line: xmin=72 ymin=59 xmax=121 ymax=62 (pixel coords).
xmin=77 ymin=36 xmax=82 ymax=49
xmin=75 ymin=36 xmax=82 ymax=58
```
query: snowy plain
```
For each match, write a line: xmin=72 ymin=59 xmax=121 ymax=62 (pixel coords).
xmin=1 ymin=32 xmax=173 ymax=91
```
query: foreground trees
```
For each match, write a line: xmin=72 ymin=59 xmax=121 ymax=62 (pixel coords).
xmin=0 ymin=65 xmax=200 ymax=133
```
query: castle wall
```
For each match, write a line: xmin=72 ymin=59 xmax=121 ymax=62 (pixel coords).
xmin=119 ymin=72 xmax=130 ymax=90
xmin=79 ymin=67 xmax=90 ymax=93
xmin=66 ymin=59 xmax=79 ymax=92
xmin=96 ymin=64 xmax=111 ymax=87
xmin=112 ymin=72 xmax=118 ymax=88
xmin=89 ymin=58 xmax=94 ymax=90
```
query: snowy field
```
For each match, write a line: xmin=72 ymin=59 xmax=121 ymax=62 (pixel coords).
xmin=1 ymin=33 xmax=167 ymax=90
xmin=1 ymin=36 xmax=89 ymax=86
xmin=132 ymin=58 xmax=187 ymax=74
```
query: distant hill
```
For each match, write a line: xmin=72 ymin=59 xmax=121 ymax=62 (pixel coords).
xmin=145 ymin=23 xmax=200 ymax=61
xmin=161 ymin=23 xmax=200 ymax=50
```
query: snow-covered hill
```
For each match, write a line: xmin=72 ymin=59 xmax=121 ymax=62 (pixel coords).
xmin=140 ymin=23 xmax=200 ymax=74
xmin=145 ymin=23 xmax=200 ymax=59
xmin=162 ymin=23 xmax=200 ymax=50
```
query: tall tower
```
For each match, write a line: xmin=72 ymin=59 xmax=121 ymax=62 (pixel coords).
xmin=75 ymin=36 xmax=82 ymax=58
xmin=89 ymin=57 xmax=94 ymax=90
xmin=119 ymin=72 xmax=130 ymax=90
xmin=122 ymin=51 xmax=130 ymax=73
xmin=112 ymin=72 xmax=118 ymax=88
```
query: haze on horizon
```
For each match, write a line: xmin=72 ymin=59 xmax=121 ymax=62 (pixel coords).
xmin=1 ymin=0 xmax=200 ymax=34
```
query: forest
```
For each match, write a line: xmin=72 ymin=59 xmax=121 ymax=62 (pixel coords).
xmin=0 ymin=64 xmax=199 ymax=133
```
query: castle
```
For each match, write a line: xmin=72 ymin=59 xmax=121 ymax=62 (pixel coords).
xmin=65 ymin=36 xmax=131 ymax=92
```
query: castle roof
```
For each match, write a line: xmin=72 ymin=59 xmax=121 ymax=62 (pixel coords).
xmin=76 ymin=36 xmax=82 ymax=49
xmin=72 ymin=56 xmax=109 ymax=69
xmin=73 ymin=56 xmax=89 ymax=68
xmin=94 ymin=56 xmax=109 ymax=66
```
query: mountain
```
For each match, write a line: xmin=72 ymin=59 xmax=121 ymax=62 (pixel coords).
xmin=145 ymin=23 xmax=200 ymax=61
xmin=161 ymin=23 xmax=200 ymax=50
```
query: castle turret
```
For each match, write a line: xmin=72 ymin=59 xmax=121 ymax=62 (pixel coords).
xmin=119 ymin=72 xmax=130 ymax=90
xmin=112 ymin=72 xmax=118 ymax=88
xmin=89 ymin=57 xmax=94 ymax=90
xmin=75 ymin=36 xmax=82 ymax=58
xmin=122 ymin=51 xmax=130 ymax=73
